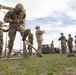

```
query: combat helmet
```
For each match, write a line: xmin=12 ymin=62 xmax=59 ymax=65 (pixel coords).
xmin=35 ymin=26 xmax=40 ymax=29
xmin=15 ymin=3 xmax=24 ymax=13
xmin=60 ymin=33 xmax=64 ymax=35
xmin=68 ymin=34 xmax=71 ymax=36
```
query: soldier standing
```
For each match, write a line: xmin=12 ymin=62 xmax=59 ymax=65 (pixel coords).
xmin=74 ymin=35 xmax=76 ymax=50
xmin=3 ymin=3 xmax=29 ymax=58
xmin=27 ymin=30 xmax=33 ymax=56
xmin=35 ymin=26 xmax=45 ymax=56
xmin=59 ymin=33 xmax=67 ymax=54
xmin=67 ymin=34 xmax=73 ymax=54
xmin=0 ymin=21 xmax=8 ymax=58
xmin=50 ymin=41 xmax=54 ymax=53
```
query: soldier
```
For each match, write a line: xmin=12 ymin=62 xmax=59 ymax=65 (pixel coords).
xmin=50 ymin=40 xmax=54 ymax=53
xmin=35 ymin=26 xmax=45 ymax=56
xmin=67 ymin=34 xmax=73 ymax=54
xmin=27 ymin=30 xmax=33 ymax=56
xmin=74 ymin=35 xmax=76 ymax=50
xmin=0 ymin=21 xmax=8 ymax=58
xmin=3 ymin=3 xmax=29 ymax=58
xmin=59 ymin=33 xmax=67 ymax=54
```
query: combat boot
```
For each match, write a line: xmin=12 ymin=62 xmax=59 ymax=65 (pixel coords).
xmin=7 ymin=50 xmax=11 ymax=58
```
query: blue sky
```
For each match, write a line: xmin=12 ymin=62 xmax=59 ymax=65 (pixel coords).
xmin=0 ymin=0 xmax=76 ymax=50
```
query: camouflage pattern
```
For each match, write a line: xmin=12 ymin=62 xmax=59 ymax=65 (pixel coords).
xmin=0 ymin=27 xmax=3 ymax=58
xmin=35 ymin=26 xmax=45 ymax=56
xmin=22 ymin=29 xmax=31 ymax=41
xmin=50 ymin=41 xmax=54 ymax=53
xmin=74 ymin=35 xmax=76 ymax=50
xmin=3 ymin=3 xmax=26 ymax=57
xmin=59 ymin=33 xmax=67 ymax=54
xmin=28 ymin=31 xmax=33 ymax=55
xmin=0 ymin=21 xmax=8 ymax=58
xmin=67 ymin=34 xmax=73 ymax=53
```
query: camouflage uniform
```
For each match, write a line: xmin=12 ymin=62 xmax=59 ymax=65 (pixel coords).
xmin=59 ymin=33 xmax=67 ymax=54
xmin=3 ymin=3 xmax=26 ymax=57
xmin=50 ymin=41 xmax=54 ymax=53
xmin=0 ymin=21 xmax=8 ymax=58
xmin=74 ymin=36 xmax=76 ymax=50
xmin=28 ymin=31 xmax=33 ymax=56
xmin=67 ymin=34 xmax=73 ymax=53
xmin=35 ymin=26 xmax=45 ymax=56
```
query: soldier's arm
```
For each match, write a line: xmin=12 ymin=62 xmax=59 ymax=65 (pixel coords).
xmin=21 ymin=11 xmax=26 ymax=23
xmin=71 ymin=38 xmax=73 ymax=42
xmin=0 ymin=4 xmax=14 ymax=10
xmin=59 ymin=37 xmax=61 ymax=41
xmin=23 ymin=11 xmax=26 ymax=19
xmin=38 ymin=30 xmax=45 ymax=35
xmin=3 ymin=10 xmax=13 ymax=23
xmin=18 ymin=11 xmax=26 ymax=24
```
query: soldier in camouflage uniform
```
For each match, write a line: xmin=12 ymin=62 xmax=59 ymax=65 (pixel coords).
xmin=0 ymin=21 xmax=8 ymax=58
xmin=59 ymin=33 xmax=67 ymax=54
xmin=35 ymin=26 xmax=45 ymax=56
xmin=50 ymin=40 xmax=54 ymax=53
xmin=27 ymin=30 xmax=33 ymax=56
xmin=74 ymin=35 xmax=76 ymax=50
xmin=3 ymin=3 xmax=29 ymax=57
xmin=67 ymin=34 xmax=73 ymax=54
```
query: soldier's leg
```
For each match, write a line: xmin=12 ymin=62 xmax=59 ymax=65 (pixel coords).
xmin=0 ymin=48 xmax=2 ymax=58
xmin=28 ymin=41 xmax=33 ymax=56
xmin=8 ymin=28 xmax=16 ymax=57
xmin=17 ymin=25 xmax=25 ymax=37
xmin=62 ymin=48 xmax=65 ymax=54
xmin=69 ymin=46 xmax=73 ymax=53
xmin=18 ymin=25 xmax=30 ymax=58
xmin=62 ymin=45 xmax=66 ymax=54
xmin=28 ymin=45 xmax=32 ymax=56
xmin=30 ymin=46 xmax=32 ymax=55
xmin=37 ymin=41 xmax=42 ymax=56
xmin=63 ymin=48 xmax=66 ymax=54
xmin=28 ymin=45 xmax=30 ymax=55
xmin=0 ymin=42 xmax=3 ymax=58
xmin=61 ymin=46 xmax=64 ymax=54
xmin=17 ymin=25 xmax=31 ymax=40
xmin=63 ymin=47 xmax=66 ymax=54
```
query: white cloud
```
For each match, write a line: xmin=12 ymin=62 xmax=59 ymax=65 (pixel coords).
xmin=66 ymin=9 xmax=76 ymax=20
xmin=25 ymin=0 xmax=72 ymax=19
